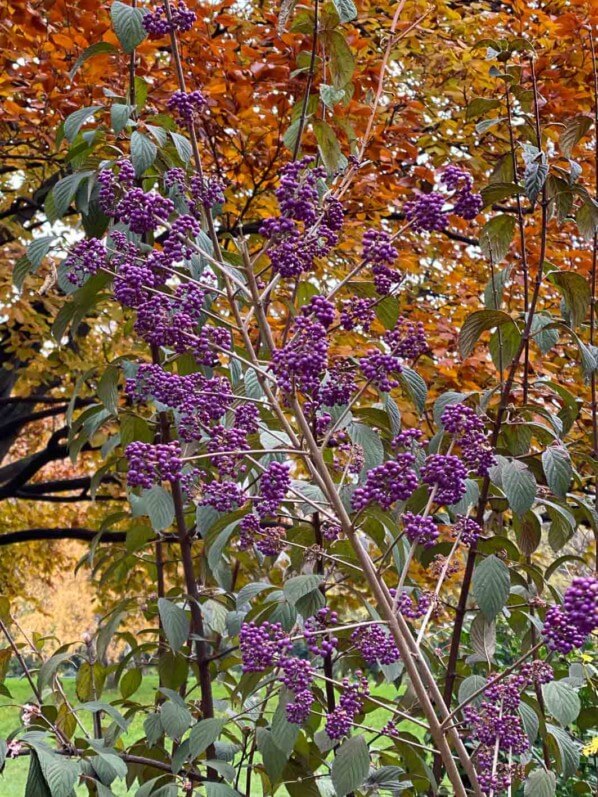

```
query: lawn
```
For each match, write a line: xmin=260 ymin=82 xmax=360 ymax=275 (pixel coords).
xmin=0 ymin=674 xmax=421 ymax=795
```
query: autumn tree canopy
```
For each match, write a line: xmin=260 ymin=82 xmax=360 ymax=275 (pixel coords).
xmin=0 ymin=0 xmax=597 ymax=795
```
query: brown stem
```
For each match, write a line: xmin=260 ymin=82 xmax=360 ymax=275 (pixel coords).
xmin=292 ymin=0 xmax=319 ymax=161
xmin=440 ymin=54 xmax=550 ymax=757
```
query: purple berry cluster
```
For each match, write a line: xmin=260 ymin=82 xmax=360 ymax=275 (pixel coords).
xmin=319 ymin=362 xmax=356 ymax=407
xmin=340 ymin=298 xmax=375 ymax=332
xmin=167 ymin=90 xmax=207 ymax=124
xmin=359 ymin=350 xmax=402 ymax=392
xmin=190 ymin=175 xmax=226 ymax=211
xmin=116 ymin=188 xmax=175 ymax=234
xmin=302 ymin=295 xmax=336 ymax=328
xmin=273 ymin=317 xmax=328 ymax=396
xmin=352 ymin=455 xmax=418 ymax=512
xmin=325 ymin=672 xmax=369 ymax=741
xmin=238 ymin=513 xmax=286 ymax=556
xmin=542 ymin=576 xmax=598 ymax=653
xmin=392 ymin=428 xmax=423 ymax=450
xmin=304 ymin=608 xmax=339 ymax=657
xmin=441 ymin=403 xmax=495 ymax=477
xmin=404 ymin=192 xmax=447 ymax=232
xmin=142 ymin=1 xmax=196 ymax=37
xmin=199 ymin=479 xmax=246 ymax=512
xmin=351 ymin=624 xmax=399 ymax=665
xmin=453 ymin=514 xmax=482 ymax=546
xmin=239 ymin=621 xmax=292 ymax=672
xmin=405 ymin=165 xmax=482 ymax=232
xmin=280 ymin=657 xmax=315 ymax=724
xmin=125 ymin=441 xmax=182 ymax=488
xmin=65 ymin=238 xmax=106 ymax=286
xmin=255 ymin=461 xmax=290 ymax=517
xmin=384 ymin=317 xmax=428 ymax=360
xmin=421 ymin=453 xmax=467 ymax=505
xmin=402 ymin=511 xmax=439 ymax=548
xmin=394 ymin=589 xmax=433 ymax=619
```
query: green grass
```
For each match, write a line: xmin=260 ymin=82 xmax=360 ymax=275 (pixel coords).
xmin=0 ymin=675 xmax=422 ymax=795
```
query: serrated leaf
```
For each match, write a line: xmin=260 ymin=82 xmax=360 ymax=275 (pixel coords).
xmin=257 ymin=728 xmax=287 ymax=783
xmin=530 ymin=313 xmax=559 ymax=355
xmin=64 ymin=106 xmax=104 ymax=141
xmin=399 ymin=367 xmax=427 ymax=414
xmin=111 ymin=1 xmax=147 ymax=52
xmin=312 ymin=119 xmax=347 ymax=175
xmin=25 ymin=752 xmax=51 ymax=797
xmin=157 ymin=598 xmax=190 ymax=652
xmin=470 ymin=613 xmax=496 ymax=665
xmin=144 ymin=712 xmax=163 ymax=746
xmin=320 ymin=84 xmax=345 ymax=108
xmin=27 ymin=236 xmax=55 ymax=270
xmin=524 ymin=769 xmax=556 ymax=797
xmin=546 ymin=724 xmax=580 ymax=778
xmin=98 ymin=365 xmax=119 ymax=414
xmin=332 ymin=0 xmax=357 ymax=22
xmin=141 ymin=485 xmax=174 ymax=531
xmin=170 ymin=131 xmax=192 ymax=164
xmin=33 ymin=747 xmax=79 ymax=797
xmin=576 ymin=199 xmax=598 ymax=241
xmin=548 ymin=271 xmax=591 ymax=328
xmin=130 ymin=131 xmax=157 ymax=177
xmin=559 ymin=115 xmax=592 ymax=158
xmin=283 ymin=574 xmax=322 ymax=606
xmin=502 ymin=460 xmax=536 ymax=515
xmin=479 ymin=214 xmax=516 ymax=262
xmin=328 ymin=30 xmax=355 ymax=89
xmin=466 ymin=97 xmax=501 ymax=119
xmin=459 ymin=309 xmax=516 ymax=358
xmin=519 ymin=701 xmax=539 ymax=744
xmin=188 ymin=718 xmax=226 ymax=759
xmin=458 ymin=675 xmax=487 ymax=709
xmin=69 ymin=41 xmax=117 ymax=79
xmin=111 ymin=103 xmax=134 ymax=133
xmin=524 ymin=152 xmax=548 ymax=206
xmin=160 ymin=700 xmax=192 ymax=740
xmin=472 ymin=554 xmax=510 ymax=620
xmin=52 ymin=171 xmax=93 ymax=217
xmin=542 ymin=681 xmax=580 ymax=726
xmin=542 ymin=446 xmax=572 ymax=498
xmin=331 ymin=735 xmax=369 ymax=796
xmin=480 ymin=181 xmax=525 ymax=207
xmin=120 ymin=667 xmax=142 ymax=699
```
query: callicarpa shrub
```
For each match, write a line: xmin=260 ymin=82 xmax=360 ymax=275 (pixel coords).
xmin=2 ymin=2 xmax=598 ymax=797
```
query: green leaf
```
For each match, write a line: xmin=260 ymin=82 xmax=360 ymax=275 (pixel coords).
xmin=576 ymin=199 xmax=598 ymax=241
xmin=320 ymin=84 xmax=345 ymax=108
xmin=546 ymin=724 xmax=580 ymax=778
xmin=484 ymin=265 xmax=511 ymax=309
xmin=472 ymin=554 xmax=510 ymax=620
xmin=80 ymin=701 xmax=129 ymax=730
xmin=38 ymin=652 xmax=72 ymax=691
xmin=458 ymin=674 xmax=487 ymax=709
xmin=332 ymin=0 xmax=357 ymax=21
xmin=257 ymin=728 xmax=287 ymax=783
xmin=25 ymin=752 xmax=51 ymax=797
xmin=542 ymin=681 xmax=581 ymax=726
xmin=283 ymin=574 xmax=322 ymax=606
xmin=160 ymin=700 xmax=192 ymax=740
xmin=111 ymin=103 xmax=134 ymax=133
xmin=35 ymin=748 xmax=79 ymax=797
xmin=466 ymin=97 xmax=501 ymax=119
xmin=188 ymin=718 xmax=226 ymax=759
xmin=476 ymin=117 xmax=505 ymax=135
xmin=348 ymin=422 xmax=384 ymax=478
xmin=157 ymin=598 xmax=190 ymax=652
xmin=530 ymin=313 xmax=559 ymax=355
xmin=399 ymin=367 xmax=427 ymax=414
xmin=144 ymin=712 xmax=163 ymax=746
xmin=130 ymin=131 xmax=157 ymax=177
xmin=69 ymin=41 xmax=117 ymax=79
xmin=524 ymin=769 xmax=556 ymax=797
xmin=502 ymin=460 xmax=536 ymax=515
xmin=98 ymin=365 xmax=119 ymax=414
xmin=479 ymin=215 xmax=516 ymax=262
xmin=170 ymin=131 xmax=192 ymax=164
xmin=524 ymin=152 xmax=548 ymax=206
xmin=480 ymin=181 xmax=525 ymax=207
xmin=548 ymin=271 xmax=591 ymax=328
xmin=143 ymin=485 xmax=175 ymax=531
xmin=119 ymin=667 xmax=142 ymax=699
xmin=328 ymin=30 xmax=355 ymax=88
xmin=331 ymin=735 xmax=370 ymax=796
xmin=459 ymin=309 xmax=516 ymax=358
xmin=27 ymin=236 xmax=55 ymax=270
xmin=205 ymin=785 xmax=242 ymax=797
xmin=52 ymin=171 xmax=93 ymax=217
xmin=469 ymin=613 xmax=496 ymax=665
xmin=312 ymin=120 xmax=347 ymax=174
xmin=559 ymin=115 xmax=592 ymax=158
xmin=64 ymin=106 xmax=104 ymax=141
xmin=542 ymin=446 xmax=572 ymax=498
xmin=110 ymin=1 xmax=147 ymax=52
xmin=519 ymin=701 xmax=539 ymax=744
